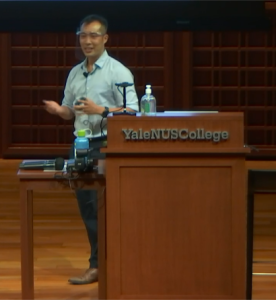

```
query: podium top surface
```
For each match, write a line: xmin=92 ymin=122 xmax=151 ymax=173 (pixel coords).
xmin=110 ymin=111 xmax=236 ymax=119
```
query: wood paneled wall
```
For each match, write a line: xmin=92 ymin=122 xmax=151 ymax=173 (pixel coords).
xmin=0 ymin=3 xmax=276 ymax=159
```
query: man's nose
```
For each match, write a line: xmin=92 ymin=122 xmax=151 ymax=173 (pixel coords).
xmin=83 ymin=36 xmax=93 ymax=43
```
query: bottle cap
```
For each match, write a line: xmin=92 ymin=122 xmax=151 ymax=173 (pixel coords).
xmin=145 ymin=84 xmax=151 ymax=94
xmin=77 ymin=129 xmax=86 ymax=137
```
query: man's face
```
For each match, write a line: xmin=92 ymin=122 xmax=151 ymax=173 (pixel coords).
xmin=79 ymin=21 xmax=108 ymax=59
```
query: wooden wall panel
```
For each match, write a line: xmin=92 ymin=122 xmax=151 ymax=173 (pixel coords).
xmin=0 ymin=36 xmax=3 ymax=157
xmin=1 ymin=2 xmax=275 ymax=159
xmin=1 ymin=32 xmax=174 ymax=158
xmin=5 ymin=32 xmax=77 ymax=158
xmin=106 ymin=32 xmax=174 ymax=110
xmin=165 ymin=32 xmax=192 ymax=110
xmin=266 ymin=1 xmax=276 ymax=10
xmin=191 ymin=11 xmax=276 ymax=157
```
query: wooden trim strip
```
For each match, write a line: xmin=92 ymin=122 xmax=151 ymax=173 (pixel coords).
xmin=0 ymin=33 xmax=11 ymax=158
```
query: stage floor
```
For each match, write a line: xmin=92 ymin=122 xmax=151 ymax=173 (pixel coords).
xmin=0 ymin=159 xmax=276 ymax=299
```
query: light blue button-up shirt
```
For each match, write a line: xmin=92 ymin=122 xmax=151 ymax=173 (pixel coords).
xmin=61 ymin=50 xmax=139 ymax=137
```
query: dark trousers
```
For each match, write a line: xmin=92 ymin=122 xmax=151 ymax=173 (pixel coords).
xmin=69 ymin=145 xmax=99 ymax=268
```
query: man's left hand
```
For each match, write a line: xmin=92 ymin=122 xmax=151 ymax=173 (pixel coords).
xmin=74 ymin=98 xmax=104 ymax=115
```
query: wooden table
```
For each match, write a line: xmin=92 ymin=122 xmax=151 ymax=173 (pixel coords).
xmin=17 ymin=161 xmax=106 ymax=300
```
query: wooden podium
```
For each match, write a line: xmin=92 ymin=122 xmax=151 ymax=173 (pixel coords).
xmin=99 ymin=112 xmax=250 ymax=300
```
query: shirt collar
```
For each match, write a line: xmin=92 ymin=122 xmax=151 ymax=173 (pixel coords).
xmin=81 ymin=50 xmax=108 ymax=72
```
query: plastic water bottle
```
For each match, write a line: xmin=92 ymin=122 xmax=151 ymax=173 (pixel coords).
xmin=74 ymin=129 xmax=89 ymax=158
xmin=140 ymin=84 xmax=156 ymax=116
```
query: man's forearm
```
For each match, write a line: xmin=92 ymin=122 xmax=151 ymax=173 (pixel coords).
xmin=58 ymin=106 xmax=74 ymax=120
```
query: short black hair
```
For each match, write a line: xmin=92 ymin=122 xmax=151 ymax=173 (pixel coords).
xmin=79 ymin=14 xmax=108 ymax=34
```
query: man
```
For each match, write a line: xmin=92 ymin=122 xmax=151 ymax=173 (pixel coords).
xmin=43 ymin=14 xmax=139 ymax=284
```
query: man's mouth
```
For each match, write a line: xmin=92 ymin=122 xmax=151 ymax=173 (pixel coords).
xmin=85 ymin=48 xmax=94 ymax=52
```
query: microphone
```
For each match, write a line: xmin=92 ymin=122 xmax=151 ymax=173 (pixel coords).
xmin=83 ymin=72 xmax=89 ymax=78
xmin=19 ymin=157 xmax=65 ymax=170
xmin=115 ymin=82 xmax=133 ymax=88
xmin=113 ymin=82 xmax=136 ymax=116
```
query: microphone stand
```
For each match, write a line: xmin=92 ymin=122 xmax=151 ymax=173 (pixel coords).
xmin=113 ymin=83 xmax=136 ymax=116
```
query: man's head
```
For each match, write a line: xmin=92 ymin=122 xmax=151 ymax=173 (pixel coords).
xmin=77 ymin=14 xmax=109 ymax=60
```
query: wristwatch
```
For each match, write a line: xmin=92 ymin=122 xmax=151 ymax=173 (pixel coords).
xmin=101 ymin=106 xmax=109 ymax=118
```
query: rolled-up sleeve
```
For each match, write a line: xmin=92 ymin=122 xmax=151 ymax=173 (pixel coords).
xmin=61 ymin=71 xmax=74 ymax=110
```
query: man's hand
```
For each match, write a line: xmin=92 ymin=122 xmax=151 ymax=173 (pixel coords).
xmin=43 ymin=100 xmax=74 ymax=120
xmin=43 ymin=100 xmax=62 ymax=115
xmin=74 ymin=98 xmax=104 ymax=115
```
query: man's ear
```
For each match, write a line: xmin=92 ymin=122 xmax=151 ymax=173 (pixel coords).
xmin=103 ymin=34 xmax=109 ymax=45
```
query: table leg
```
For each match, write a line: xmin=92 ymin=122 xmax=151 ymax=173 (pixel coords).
xmin=98 ymin=187 xmax=107 ymax=299
xmin=246 ymin=171 xmax=254 ymax=300
xmin=20 ymin=183 xmax=34 ymax=300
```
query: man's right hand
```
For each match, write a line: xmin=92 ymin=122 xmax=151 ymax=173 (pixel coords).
xmin=43 ymin=100 xmax=62 ymax=115
xmin=43 ymin=100 xmax=74 ymax=120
